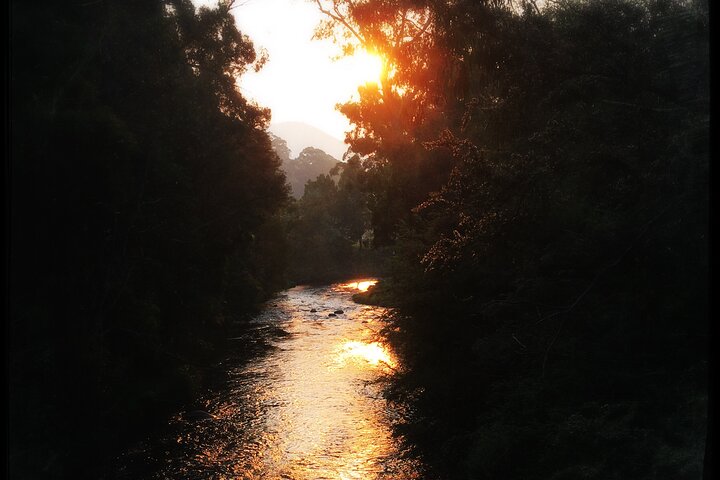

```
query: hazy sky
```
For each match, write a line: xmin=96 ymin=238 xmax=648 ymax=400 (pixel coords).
xmin=194 ymin=0 xmax=375 ymax=141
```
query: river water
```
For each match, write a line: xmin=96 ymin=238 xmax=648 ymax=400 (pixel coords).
xmin=115 ymin=280 xmax=427 ymax=479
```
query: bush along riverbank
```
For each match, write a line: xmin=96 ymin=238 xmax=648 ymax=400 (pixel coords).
xmin=375 ymin=271 xmax=708 ymax=479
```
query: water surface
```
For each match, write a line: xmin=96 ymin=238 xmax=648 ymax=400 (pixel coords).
xmin=117 ymin=280 xmax=425 ymax=479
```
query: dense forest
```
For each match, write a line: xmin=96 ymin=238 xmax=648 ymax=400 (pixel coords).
xmin=9 ymin=0 xmax=709 ymax=479
xmin=9 ymin=1 xmax=290 ymax=477
xmin=315 ymin=0 xmax=710 ymax=478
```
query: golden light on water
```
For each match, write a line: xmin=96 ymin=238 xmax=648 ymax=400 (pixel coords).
xmin=344 ymin=280 xmax=377 ymax=291
xmin=357 ymin=280 xmax=376 ymax=291
xmin=338 ymin=341 xmax=396 ymax=369
xmin=142 ymin=284 xmax=422 ymax=479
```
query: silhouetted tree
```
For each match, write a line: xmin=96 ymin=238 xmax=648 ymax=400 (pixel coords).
xmin=10 ymin=1 xmax=288 ymax=477
xmin=314 ymin=0 xmax=708 ymax=478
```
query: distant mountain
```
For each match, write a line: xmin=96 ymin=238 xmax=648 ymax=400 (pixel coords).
xmin=270 ymin=134 xmax=341 ymax=198
xmin=269 ymin=122 xmax=348 ymax=160
xmin=285 ymin=147 xmax=341 ymax=199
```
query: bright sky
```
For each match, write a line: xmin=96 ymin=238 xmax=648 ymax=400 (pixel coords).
xmin=194 ymin=0 xmax=381 ymax=141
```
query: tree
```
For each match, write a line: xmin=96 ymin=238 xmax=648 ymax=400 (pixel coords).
xmin=311 ymin=0 xmax=709 ymax=478
xmin=10 ymin=1 xmax=288 ymax=477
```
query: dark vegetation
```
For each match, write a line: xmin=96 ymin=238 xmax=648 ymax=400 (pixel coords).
xmin=269 ymin=133 xmax=388 ymax=284
xmin=266 ymin=133 xmax=383 ymax=283
xmin=315 ymin=0 xmax=709 ymax=478
xmin=9 ymin=1 xmax=288 ymax=477
xmin=9 ymin=0 xmax=709 ymax=479
xmin=275 ymin=149 xmax=389 ymax=284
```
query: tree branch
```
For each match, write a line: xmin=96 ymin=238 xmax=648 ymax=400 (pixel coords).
xmin=314 ymin=0 xmax=366 ymax=46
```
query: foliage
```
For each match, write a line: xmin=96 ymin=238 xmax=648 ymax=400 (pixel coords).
xmin=10 ymin=1 xmax=288 ymax=477
xmin=316 ymin=0 xmax=708 ymax=478
xmin=282 ymin=154 xmax=386 ymax=283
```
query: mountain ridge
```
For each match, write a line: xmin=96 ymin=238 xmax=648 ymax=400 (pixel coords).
xmin=269 ymin=133 xmax=341 ymax=199
xmin=269 ymin=121 xmax=348 ymax=160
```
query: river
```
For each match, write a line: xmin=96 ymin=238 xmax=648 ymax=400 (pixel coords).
xmin=114 ymin=280 xmax=427 ymax=479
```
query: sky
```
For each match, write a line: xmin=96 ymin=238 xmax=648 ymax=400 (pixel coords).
xmin=194 ymin=0 xmax=378 ymax=141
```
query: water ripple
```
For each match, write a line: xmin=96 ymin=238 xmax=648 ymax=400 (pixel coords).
xmin=115 ymin=280 xmax=426 ymax=479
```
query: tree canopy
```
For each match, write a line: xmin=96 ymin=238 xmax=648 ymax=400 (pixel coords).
xmin=313 ymin=0 xmax=709 ymax=477
xmin=10 ymin=1 xmax=288 ymax=477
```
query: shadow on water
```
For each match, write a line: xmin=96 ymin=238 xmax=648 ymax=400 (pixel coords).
xmin=112 ymin=280 xmax=430 ymax=480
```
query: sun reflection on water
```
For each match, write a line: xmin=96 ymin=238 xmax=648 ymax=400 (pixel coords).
xmin=337 ymin=341 xmax=396 ymax=369
xmin=122 ymin=282 xmax=423 ymax=479
xmin=343 ymin=280 xmax=378 ymax=292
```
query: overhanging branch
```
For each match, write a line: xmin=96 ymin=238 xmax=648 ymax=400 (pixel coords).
xmin=314 ymin=0 xmax=367 ymax=46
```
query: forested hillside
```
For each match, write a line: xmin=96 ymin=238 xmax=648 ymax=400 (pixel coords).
xmin=10 ymin=1 xmax=288 ymax=477
xmin=271 ymin=133 xmax=342 ymax=198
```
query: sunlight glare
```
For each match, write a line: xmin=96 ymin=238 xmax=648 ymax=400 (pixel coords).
xmin=339 ymin=341 xmax=395 ymax=369
xmin=341 ymin=50 xmax=384 ymax=88
xmin=357 ymin=281 xmax=376 ymax=292
xmin=343 ymin=280 xmax=377 ymax=292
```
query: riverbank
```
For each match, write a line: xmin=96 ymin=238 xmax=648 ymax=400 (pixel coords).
xmin=287 ymin=244 xmax=394 ymax=287
xmin=351 ymin=280 xmax=396 ymax=307
xmin=107 ymin=302 xmax=298 ymax=479
xmin=367 ymin=277 xmax=709 ymax=480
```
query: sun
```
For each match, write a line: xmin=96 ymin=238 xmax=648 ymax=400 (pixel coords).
xmin=340 ymin=49 xmax=384 ymax=88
